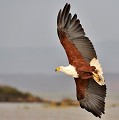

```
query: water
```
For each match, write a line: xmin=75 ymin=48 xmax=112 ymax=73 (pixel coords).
xmin=0 ymin=73 xmax=119 ymax=100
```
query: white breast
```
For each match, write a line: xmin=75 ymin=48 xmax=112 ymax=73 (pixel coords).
xmin=61 ymin=65 xmax=79 ymax=78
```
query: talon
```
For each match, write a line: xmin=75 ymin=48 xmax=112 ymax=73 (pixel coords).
xmin=92 ymin=72 xmax=101 ymax=82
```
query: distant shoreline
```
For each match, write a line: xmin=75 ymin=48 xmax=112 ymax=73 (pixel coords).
xmin=0 ymin=85 xmax=79 ymax=107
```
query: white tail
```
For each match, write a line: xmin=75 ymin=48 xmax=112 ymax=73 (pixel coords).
xmin=90 ymin=58 xmax=105 ymax=85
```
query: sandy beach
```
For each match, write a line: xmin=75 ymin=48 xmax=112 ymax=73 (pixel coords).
xmin=0 ymin=100 xmax=119 ymax=120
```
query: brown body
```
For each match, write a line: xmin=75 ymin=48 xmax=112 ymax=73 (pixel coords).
xmin=58 ymin=30 xmax=96 ymax=79
xmin=57 ymin=3 xmax=106 ymax=118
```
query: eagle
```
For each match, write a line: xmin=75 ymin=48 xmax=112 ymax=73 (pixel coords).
xmin=55 ymin=3 xmax=106 ymax=118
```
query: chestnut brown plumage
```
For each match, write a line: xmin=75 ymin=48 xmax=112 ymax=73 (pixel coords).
xmin=56 ymin=3 xmax=106 ymax=118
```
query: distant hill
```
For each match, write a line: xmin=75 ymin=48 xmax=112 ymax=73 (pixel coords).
xmin=0 ymin=85 xmax=79 ymax=107
xmin=0 ymin=85 xmax=44 ymax=102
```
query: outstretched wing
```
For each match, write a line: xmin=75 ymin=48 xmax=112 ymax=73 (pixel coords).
xmin=57 ymin=3 xmax=106 ymax=118
xmin=57 ymin=3 xmax=97 ymax=63
xmin=75 ymin=78 xmax=106 ymax=118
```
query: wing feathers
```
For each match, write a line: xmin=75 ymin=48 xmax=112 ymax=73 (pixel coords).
xmin=64 ymin=13 xmax=72 ymax=29
xmin=68 ymin=14 xmax=77 ymax=30
xmin=76 ymin=78 xmax=106 ymax=118
xmin=72 ymin=37 xmax=97 ymax=62
xmin=57 ymin=3 xmax=97 ymax=63
xmin=57 ymin=9 xmax=62 ymax=28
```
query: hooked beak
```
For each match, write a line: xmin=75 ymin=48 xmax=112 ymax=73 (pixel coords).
xmin=55 ymin=67 xmax=60 ymax=72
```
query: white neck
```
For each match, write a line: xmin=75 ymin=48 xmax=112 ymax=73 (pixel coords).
xmin=60 ymin=65 xmax=79 ymax=78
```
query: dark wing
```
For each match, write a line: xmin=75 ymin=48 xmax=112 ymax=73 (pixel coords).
xmin=75 ymin=78 xmax=106 ymax=118
xmin=57 ymin=3 xmax=97 ymax=63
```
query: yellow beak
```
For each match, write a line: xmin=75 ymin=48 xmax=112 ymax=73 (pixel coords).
xmin=55 ymin=67 xmax=60 ymax=72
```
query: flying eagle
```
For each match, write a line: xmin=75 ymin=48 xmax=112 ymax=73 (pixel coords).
xmin=55 ymin=3 xmax=106 ymax=118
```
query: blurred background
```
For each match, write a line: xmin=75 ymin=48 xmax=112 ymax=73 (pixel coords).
xmin=0 ymin=0 xmax=119 ymax=120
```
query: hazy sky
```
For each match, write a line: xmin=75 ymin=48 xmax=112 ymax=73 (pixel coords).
xmin=0 ymin=0 xmax=119 ymax=74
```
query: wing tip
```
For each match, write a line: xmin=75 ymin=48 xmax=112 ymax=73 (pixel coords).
xmin=57 ymin=3 xmax=71 ymax=29
xmin=77 ymin=79 xmax=106 ymax=118
xmin=80 ymin=99 xmax=105 ymax=118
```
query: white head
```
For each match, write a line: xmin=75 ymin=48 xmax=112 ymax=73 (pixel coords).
xmin=55 ymin=65 xmax=79 ymax=78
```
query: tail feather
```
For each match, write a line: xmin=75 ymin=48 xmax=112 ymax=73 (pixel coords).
xmin=90 ymin=58 xmax=105 ymax=85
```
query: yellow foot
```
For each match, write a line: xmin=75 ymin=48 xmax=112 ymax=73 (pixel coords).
xmin=92 ymin=72 xmax=100 ymax=82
